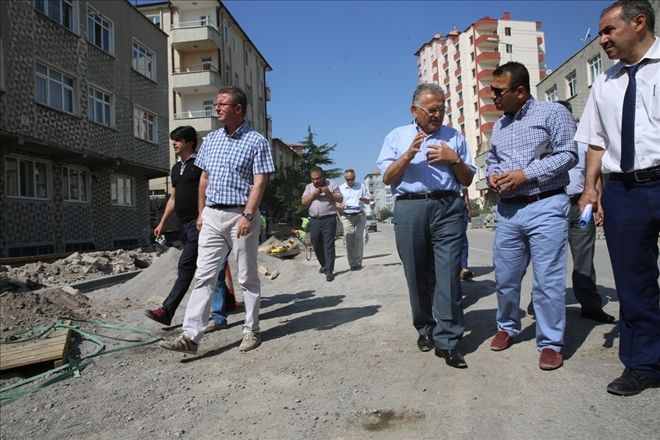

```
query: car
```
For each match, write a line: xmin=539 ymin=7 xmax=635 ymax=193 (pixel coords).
xmin=365 ymin=214 xmax=378 ymax=232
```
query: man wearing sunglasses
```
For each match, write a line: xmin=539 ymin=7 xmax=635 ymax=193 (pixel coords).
xmin=377 ymin=83 xmax=476 ymax=369
xmin=486 ymin=62 xmax=577 ymax=371
xmin=337 ymin=169 xmax=370 ymax=271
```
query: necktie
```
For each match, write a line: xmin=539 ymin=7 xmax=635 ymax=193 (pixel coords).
xmin=620 ymin=64 xmax=640 ymax=173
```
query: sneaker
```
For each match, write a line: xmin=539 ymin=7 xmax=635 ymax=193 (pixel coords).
xmin=206 ymin=321 xmax=228 ymax=333
xmin=145 ymin=307 xmax=172 ymax=326
xmin=239 ymin=331 xmax=262 ymax=352
xmin=159 ymin=334 xmax=198 ymax=354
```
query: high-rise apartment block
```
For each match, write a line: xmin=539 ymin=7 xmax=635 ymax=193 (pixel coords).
xmin=416 ymin=12 xmax=546 ymax=201
xmin=136 ymin=0 xmax=272 ymax=196
xmin=0 ymin=0 xmax=169 ymax=258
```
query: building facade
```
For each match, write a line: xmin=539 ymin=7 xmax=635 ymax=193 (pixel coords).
xmin=364 ymin=170 xmax=393 ymax=216
xmin=0 ymin=0 xmax=169 ymax=258
xmin=416 ymin=12 xmax=546 ymax=202
xmin=136 ymin=0 xmax=272 ymax=197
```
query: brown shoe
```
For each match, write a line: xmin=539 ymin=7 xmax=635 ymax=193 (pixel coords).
xmin=490 ymin=331 xmax=512 ymax=351
xmin=539 ymin=348 xmax=563 ymax=370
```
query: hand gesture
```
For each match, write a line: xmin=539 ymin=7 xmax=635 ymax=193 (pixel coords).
xmin=490 ymin=170 xmax=526 ymax=193
xmin=405 ymin=131 xmax=426 ymax=161
xmin=426 ymin=141 xmax=458 ymax=165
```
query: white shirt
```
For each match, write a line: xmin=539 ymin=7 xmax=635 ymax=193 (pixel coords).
xmin=575 ymin=37 xmax=660 ymax=174
xmin=339 ymin=181 xmax=368 ymax=214
xmin=566 ymin=142 xmax=587 ymax=196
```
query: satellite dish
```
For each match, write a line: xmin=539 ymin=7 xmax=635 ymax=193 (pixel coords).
xmin=580 ymin=27 xmax=591 ymax=42
xmin=546 ymin=69 xmax=553 ymax=75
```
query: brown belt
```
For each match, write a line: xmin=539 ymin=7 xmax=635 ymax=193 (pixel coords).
xmin=500 ymin=187 xmax=565 ymax=205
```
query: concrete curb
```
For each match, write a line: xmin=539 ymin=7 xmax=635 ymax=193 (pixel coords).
xmin=68 ymin=270 xmax=143 ymax=293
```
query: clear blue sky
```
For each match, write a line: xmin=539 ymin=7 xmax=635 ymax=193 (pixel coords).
xmin=139 ymin=0 xmax=612 ymax=181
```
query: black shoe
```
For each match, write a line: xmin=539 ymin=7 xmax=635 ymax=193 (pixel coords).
xmin=581 ymin=308 xmax=615 ymax=324
xmin=435 ymin=348 xmax=468 ymax=369
xmin=607 ymin=368 xmax=660 ymax=396
xmin=326 ymin=273 xmax=334 ymax=282
xmin=416 ymin=334 xmax=434 ymax=352
xmin=527 ymin=300 xmax=535 ymax=317
xmin=319 ymin=267 xmax=325 ymax=274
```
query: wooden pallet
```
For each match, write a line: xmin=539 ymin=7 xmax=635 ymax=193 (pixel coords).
xmin=0 ymin=322 xmax=72 ymax=371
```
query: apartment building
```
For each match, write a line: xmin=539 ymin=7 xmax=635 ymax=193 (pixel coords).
xmin=0 ymin=0 xmax=169 ymax=258
xmin=136 ymin=0 xmax=272 ymax=197
xmin=271 ymin=138 xmax=302 ymax=178
xmin=537 ymin=0 xmax=659 ymax=118
xmin=364 ymin=170 xmax=393 ymax=216
xmin=416 ymin=12 xmax=545 ymax=202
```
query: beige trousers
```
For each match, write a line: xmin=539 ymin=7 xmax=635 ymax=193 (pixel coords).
xmin=340 ymin=212 xmax=366 ymax=268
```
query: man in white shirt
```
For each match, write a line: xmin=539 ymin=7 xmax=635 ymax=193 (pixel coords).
xmin=337 ymin=169 xmax=371 ymax=270
xmin=575 ymin=0 xmax=660 ymax=396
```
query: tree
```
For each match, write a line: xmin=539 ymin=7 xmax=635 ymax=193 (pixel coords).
xmin=378 ymin=207 xmax=393 ymax=221
xmin=262 ymin=126 xmax=340 ymax=226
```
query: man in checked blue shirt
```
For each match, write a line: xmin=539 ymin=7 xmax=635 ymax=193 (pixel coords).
xmin=377 ymin=83 xmax=476 ymax=369
xmin=160 ymin=86 xmax=275 ymax=355
xmin=486 ymin=62 xmax=577 ymax=371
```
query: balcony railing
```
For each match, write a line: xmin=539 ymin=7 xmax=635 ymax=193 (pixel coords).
xmin=174 ymin=109 xmax=215 ymax=119
xmin=172 ymin=19 xmax=218 ymax=30
xmin=174 ymin=65 xmax=219 ymax=74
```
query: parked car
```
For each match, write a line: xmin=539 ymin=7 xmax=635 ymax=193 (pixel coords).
xmin=365 ymin=214 xmax=378 ymax=232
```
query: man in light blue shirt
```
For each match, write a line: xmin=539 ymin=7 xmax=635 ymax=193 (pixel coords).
xmin=377 ymin=83 xmax=475 ymax=369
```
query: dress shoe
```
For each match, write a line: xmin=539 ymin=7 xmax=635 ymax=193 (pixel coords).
xmin=526 ymin=300 xmax=535 ymax=317
xmin=144 ymin=307 xmax=172 ymax=326
xmin=319 ymin=267 xmax=325 ymax=274
xmin=539 ymin=348 xmax=563 ymax=370
xmin=490 ymin=330 xmax=512 ymax=351
xmin=326 ymin=272 xmax=335 ymax=282
xmin=435 ymin=348 xmax=468 ymax=369
xmin=581 ymin=308 xmax=615 ymax=324
xmin=460 ymin=268 xmax=474 ymax=281
xmin=607 ymin=368 xmax=660 ymax=396
xmin=416 ymin=334 xmax=434 ymax=352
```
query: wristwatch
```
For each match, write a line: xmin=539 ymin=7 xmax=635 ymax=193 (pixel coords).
xmin=453 ymin=155 xmax=463 ymax=165
xmin=242 ymin=212 xmax=254 ymax=221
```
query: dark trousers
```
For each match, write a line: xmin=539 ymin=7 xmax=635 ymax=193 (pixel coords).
xmin=567 ymin=200 xmax=601 ymax=311
xmin=310 ymin=215 xmax=337 ymax=274
xmin=162 ymin=220 xmax=199 ymax=318
xmin=394 ymin=195 xmax=465 ymax=349
xmin=460 ymin=202 xmax=469 ymax=268
xmin=602 ymin=179 xmax=660 ymax=381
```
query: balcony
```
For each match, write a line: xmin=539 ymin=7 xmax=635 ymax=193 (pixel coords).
xmin=265 ymin=86 xmax=271 ymax=102
xmin=455 ymin=82 xmax=463 ymax=92
xmin=475 ymin=33 xmax=499 ymax=48
xmin=444 ymin=75 xmax=449 ymax=85
xmin=458 ymin=115 xmax=465 ymax=124
xmin=456 ymin=99 xmax=464 ymax=108
xmin=453 ymin=51 xmax=461 ymax=61
xmin=477 ymin=68 xmax=495 ymax=82
xmin=171 ymin=19 xmax=221 ymax=51
xmin=474 ymin=17 xmax=497 ymax=32
xmin=454 ymin=67 xmax=461 ymax=77
xmin=173 ymin=108 xmax=221 ymax=134
xmin=433 ymin=72 xmax=439 ymax=82
xmin=478 ymin=86 xmax=492 ymax=98
xmin=476 ymin=51 xmax=500 ymax=67
xmin=171 ymin=65 xmax=222 ymax=94
xmin=480 ymin=121 xmax=494 ymax=132
xmin=442 ymin=60 xmax=449 ymax=70
xmin=479 ymin=103 xmax=500 ymax=115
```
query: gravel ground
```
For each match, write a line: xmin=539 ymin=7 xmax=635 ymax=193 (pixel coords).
xmin=0 ymin=226 xmax=658 ymax=440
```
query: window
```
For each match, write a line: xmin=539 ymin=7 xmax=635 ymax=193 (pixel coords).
xmin=88 ymin=85 xmax=112 ymax=126
xmin=201 ymin=57 xmax=212 ymax=71
xmin=35 ymin=62 xmax=74 ymax=113
xmin=35 ymin=0 xmax=75 ymax=31
xmin=62 ymin=165 xmax=90 ymax=202
xmin=87 ymin=6 xmax=113 ymax=54
xmin=566 ymin=71 xmax=578 ymax=97
xmin=546 ymin=85 xmax=558 ymax=101
xmin=470 ymin=52 xmax=475 ymax=61
xmin=504 ymin=27 xmax=511 ymax=36
xmin=134 ymin=107 xmax=156 ymax=142
xmin=469 ymin=36 xmax=474 ymax=45
xmin=132 ymin=39 xmax=155 ymax=80
xmin=203 ymin=99 xmax=214 ymax=116
xmin=145 ymin=14 xmax=160 ymax=28
xmin=111 ymin=175 xmax=134 ymax=206
xmin=200 ymin=15 xmax=210 ymax=26
xmin=244 ymin=48 xmax=250 ymax=66
xmin=588 ymin=54 xmax=602 ymax=85
xmin=472 ymin=68 xmax=476 ymax=78
xmin=225 ymin=64 xmax=232 ymax=85
xmin=505 ymin=44 xmax=513 ymax=53
xmin=5 ymin=156 xmax=50 ymax=199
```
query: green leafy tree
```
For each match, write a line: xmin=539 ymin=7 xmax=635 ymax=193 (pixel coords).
xmin=378 ymin=207 xmax=393 ymax=221
xmin=299 ymin=126 xmax=341 ymax=179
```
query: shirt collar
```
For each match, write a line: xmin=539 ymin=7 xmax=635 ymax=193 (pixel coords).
xmin=611 ymin=36 xmax=660 ymax=76
xmin=177 ymin=152 xmax=197 ymax=163
xmin=224 ymin=120 xmax=249 ymax=138
xmin=504 ymin=96 xmax=534 ymax=120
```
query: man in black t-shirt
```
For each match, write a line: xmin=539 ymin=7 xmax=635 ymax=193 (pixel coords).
xmin=145 ymin=126 xmax=205 ymax=326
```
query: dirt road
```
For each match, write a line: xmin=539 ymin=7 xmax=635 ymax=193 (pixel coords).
xmin=1 ymin=226 xmax=658 ymax=439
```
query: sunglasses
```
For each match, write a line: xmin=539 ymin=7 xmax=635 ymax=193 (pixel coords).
xmin=490 ymin=86 xmax=514 ymax=98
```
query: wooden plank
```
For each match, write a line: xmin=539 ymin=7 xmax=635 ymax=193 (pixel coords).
xmin=0 ymin=323 xmax=72 ymax=371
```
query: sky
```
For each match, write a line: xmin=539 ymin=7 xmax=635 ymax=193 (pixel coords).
xmin=139 ymin=0 xmax=613 ymax=181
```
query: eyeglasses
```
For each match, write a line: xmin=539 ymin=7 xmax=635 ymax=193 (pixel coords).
xmin=414 ymin=105 xmax=446 ymax=116
xmin=490 ymin=86 xmax=513 ymax=98
xmin=345 ymin=178 xmax=355 ymax=182
xmin=215 ymin=102 xmax=237 ymax=107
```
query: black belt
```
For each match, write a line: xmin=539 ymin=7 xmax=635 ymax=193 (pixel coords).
xmin=569 ymin=194 xmax=581 ymax=204
xmin=209 ymin=204 xmax=245 ymax=210
xmin=310 ymin=213 xmax=336 ymax=220
xmin=396 ymin=190 xmax=457 ymax=201
xmin=500 ymin=187 xmax=565 ymax=205
xmin=608 ymin=166 xmax=660 ymax=183
xmin=343 ymin=211 xmax=362 ymax=216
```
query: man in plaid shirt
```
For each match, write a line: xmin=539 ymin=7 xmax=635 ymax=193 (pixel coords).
xmin=160 ymin=86 xmax=275 ymax=354
xmin=486 ymin=62 xmax=577 ymax=371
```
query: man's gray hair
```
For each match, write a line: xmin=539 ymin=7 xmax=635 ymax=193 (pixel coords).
xmin=412 ymin=83 xmax=445 ymax=106
xmin=602 ymin=0 xmax=655 ymax=32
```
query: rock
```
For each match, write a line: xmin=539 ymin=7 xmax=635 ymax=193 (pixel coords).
xmin=269 ymin=270 xmax=280 ymax=280
xmin=258 ymin=266 xmax=270 ymax=276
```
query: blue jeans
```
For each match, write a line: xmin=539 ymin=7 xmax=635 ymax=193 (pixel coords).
xmin=493 ymin=194 xmax=569 ymax=351
xmin=209 ymin=258 xmax=229 ymax=325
